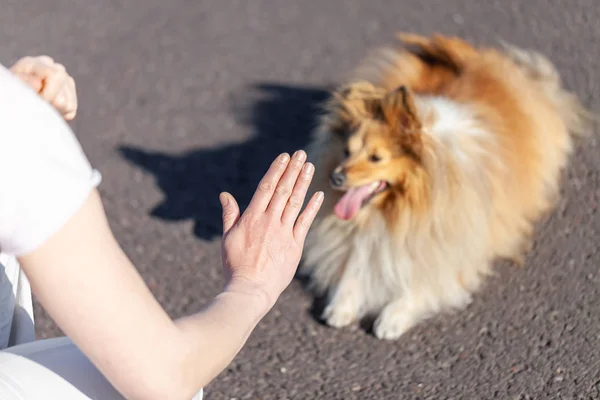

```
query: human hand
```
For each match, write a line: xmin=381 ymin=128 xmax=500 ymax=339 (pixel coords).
xmin=219 ymin=150 xmax=323 ymax=310
xmin=10 ymin=55 xmax=78 ymax=120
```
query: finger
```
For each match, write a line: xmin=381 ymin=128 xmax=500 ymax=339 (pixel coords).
xmin=293 ymin=191 xmax=324 ymax=244
xmin=67 ymin=76 xmax=77 ymax=107
xmin=63 ymin=110 xmax=77 ymax=121
xmin=220 ymin=192 xmax=240 ymax=234
xmin=11 ymin=57 xmax=57 ymax=95
xmin=15 ymin=72 xmax=43 ymax=92
xmin=13 ymin=56 xmax=56 ymax=78
xmin=26 ymin=76 xmax=44 ymax=93
xmin=29 ymin=59 xmax=66 ymax=100
xmin=36 ymin=55 xmax=55 ymax=66
xmin=54 ymin=86 xmax=69 ymax=110
xmin=60 ymin=77 xmax=78 ymax=120
xmin=281 ymin=162 xmax=314 ymax=226
xmin=54 ymin=83 xmax=76 ymax=117
xmin=39 ymin=68 xmax=66 ymax=104
xmin=247 ymin=153 xmax=290 ymax=212
xmin=266 ymin=150 xmax=307 ymax=216
xmin=10 ymin=56 xmax=35 ymax=75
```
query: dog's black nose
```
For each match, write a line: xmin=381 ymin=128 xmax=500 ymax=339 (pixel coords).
xmin=330 ymin=169 xmax=346 ymax=188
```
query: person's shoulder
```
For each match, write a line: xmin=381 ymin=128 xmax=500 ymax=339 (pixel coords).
xmin=0 ymin=62 xmax=41 ymax=108
xmin=0 ymin=63 xmax=101 ymax=256
xmin=0 ymin=62 xmax=88 ymax=169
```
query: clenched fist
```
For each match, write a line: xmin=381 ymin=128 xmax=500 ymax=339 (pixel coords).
xmin=10 ymin=55 xmax=78 ymax=120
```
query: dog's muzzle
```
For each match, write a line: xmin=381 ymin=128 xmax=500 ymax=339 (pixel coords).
xmin=330 ymin=168 xmax=346 ymax=188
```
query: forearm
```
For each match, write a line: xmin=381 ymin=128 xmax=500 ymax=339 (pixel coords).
xmin=18 ymin=190 xmax=270 ymax=400
xmin=15 ymin=142 xmax=319 ymax=399
xmin=107 ymin=285 xmax=269 ymax=399
xmin=173 ymin=287 xmax=269 ymax=392
xmin=28 ymin=256 xmax=268 ymax=400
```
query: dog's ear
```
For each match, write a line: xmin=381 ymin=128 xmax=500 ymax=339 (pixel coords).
xmin=327 ymin=81 xmax=382 ymax=133
xmin=381 ymin=86 xmax=421 ymax=134
xmin=335 ymin=81 xmax=382 ymax=116
xmin=381 ymin=86 xmax=423 ymax=159
xmin=335 ymin=81 xmax=378 ymax=100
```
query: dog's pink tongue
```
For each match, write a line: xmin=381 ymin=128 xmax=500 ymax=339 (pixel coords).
xmin=334 ymin=184 xmax=374 ymax=220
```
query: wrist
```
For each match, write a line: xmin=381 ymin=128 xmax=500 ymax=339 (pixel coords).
xmin=222 ymin=277 xmax=275 ymax=318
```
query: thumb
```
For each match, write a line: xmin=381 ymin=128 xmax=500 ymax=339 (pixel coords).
xmin=16 ymin=72 xmax=43 ymax=93
xmin=220 ymin=192 xmax=240 ymax=234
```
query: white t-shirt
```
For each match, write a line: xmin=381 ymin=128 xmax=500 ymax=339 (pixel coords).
xmin=0 ymin=63 xmax=101 ymax=348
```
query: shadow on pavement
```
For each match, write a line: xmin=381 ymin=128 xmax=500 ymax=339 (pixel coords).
xmin=118 ymin=83 xmax=331 ymax=241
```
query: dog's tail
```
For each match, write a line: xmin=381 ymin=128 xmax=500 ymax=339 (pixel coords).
xmin=396 ymin=33 xmax=478 ymax=74
xmin=350 ymin=33 xmax=479 ymax=94
xmin=499 ymin=40 xmax=596 ymax=137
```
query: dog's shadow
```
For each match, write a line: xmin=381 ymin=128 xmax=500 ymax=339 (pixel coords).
xmin=120 ymin=83 xmax=337 ymax=323
xmin=119 ymin=83 xmax=331 ymax=240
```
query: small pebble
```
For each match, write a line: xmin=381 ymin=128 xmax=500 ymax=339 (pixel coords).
xmin=453 ymin=14 xmax=464 ymax=24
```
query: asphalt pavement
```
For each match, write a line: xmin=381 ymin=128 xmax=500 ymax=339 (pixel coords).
xmin=1 ymin=0 xmax=599 ymax=398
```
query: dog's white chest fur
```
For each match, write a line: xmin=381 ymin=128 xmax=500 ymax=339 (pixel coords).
xmin=301 ymin=97 xmax=496 ymax=339
xmin=303 ymin=212 xmax=413 ymax=308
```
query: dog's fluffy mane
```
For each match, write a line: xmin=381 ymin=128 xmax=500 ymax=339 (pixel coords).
xmin=300 ymin=33 xmax=592 ymax=339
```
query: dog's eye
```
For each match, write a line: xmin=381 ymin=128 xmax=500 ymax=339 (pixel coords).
xmin=370 ymin=154 xmax=382 ymax=163
xmin=343 ymin=148 xmax=350 ymax=158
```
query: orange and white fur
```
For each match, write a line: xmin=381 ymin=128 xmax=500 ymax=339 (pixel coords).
xmin=300 ymin=33 xmax=591 ymax=340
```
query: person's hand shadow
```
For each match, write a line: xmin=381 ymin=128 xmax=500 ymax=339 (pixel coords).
xmin=119 ymin=83 xmax=331 ymax=241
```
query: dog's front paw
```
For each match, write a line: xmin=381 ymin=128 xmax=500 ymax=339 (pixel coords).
xmin=373 ymin=308 xmax=416 ymax=340
xmin=321 ymin=302 xmax=359 ymax=328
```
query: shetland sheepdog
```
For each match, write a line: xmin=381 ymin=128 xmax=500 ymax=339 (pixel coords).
xmin=300 ymin=33 xmax=592 ymax=339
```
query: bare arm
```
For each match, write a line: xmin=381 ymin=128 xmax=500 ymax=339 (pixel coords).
xmin=10 ymin=56 xmax=324 ymax=400
xmin=19 ymin=151 xmax=322 ymax=400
